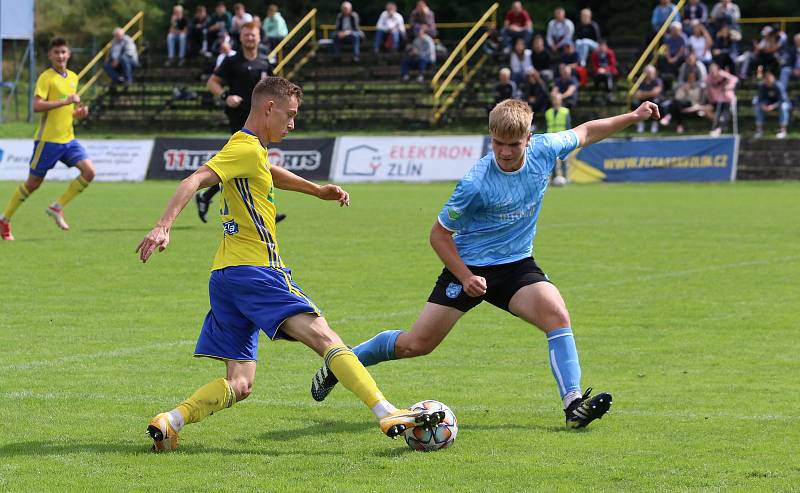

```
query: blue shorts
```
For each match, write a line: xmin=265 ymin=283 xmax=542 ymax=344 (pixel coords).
xmin=29 ymin=140 xmax=89 ymax=177
xmin=194 ymin=265 xmax=321 ymax=362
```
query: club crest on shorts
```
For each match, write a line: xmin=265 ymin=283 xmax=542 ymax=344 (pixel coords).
xmin=445 ymin=282 xmax=462 ymax=299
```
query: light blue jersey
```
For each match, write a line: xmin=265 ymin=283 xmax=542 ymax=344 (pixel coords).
xmin=437 ymin=130 xmax=579 ymax=266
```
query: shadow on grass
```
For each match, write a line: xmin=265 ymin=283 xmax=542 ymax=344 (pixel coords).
xmin=458 ymin=423 xmax=566 ymax=433
xmin=0 ymin=440 xmax=343 ymax=457
xmin=84 ymin=225 xmax=197 ymax=233
xmin=258 ymin=420 xmax=373 ymax=441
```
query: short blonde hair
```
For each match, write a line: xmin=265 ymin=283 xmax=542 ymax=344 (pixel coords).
xmin=489 ymin=100 xmax=532 ymax=140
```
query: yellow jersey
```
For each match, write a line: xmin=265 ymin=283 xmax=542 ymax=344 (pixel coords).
xmin=205 ymin=130 xmax=283 ymax=271
xmin=33 ymin=68 xmax=79 ymax=143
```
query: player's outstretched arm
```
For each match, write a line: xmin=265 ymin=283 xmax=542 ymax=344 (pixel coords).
xmin=271 ymin=165 xmax=350 ymax=206
xmin=430 ymin=221 xmax=487 ymax=297
xmin=572 ymin=101 xmax=660 ymax=148
xmin=136 ymin=166 xmax=221 ymax=263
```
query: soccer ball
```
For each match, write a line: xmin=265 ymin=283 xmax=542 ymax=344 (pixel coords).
xmin=404 ymin=400 xmax=458 ymax=452
xmin=551 ymin=175 xmax=568 ymax=187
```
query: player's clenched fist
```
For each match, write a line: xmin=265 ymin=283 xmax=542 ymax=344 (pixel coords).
xmin=633 ymin=101 xmax=660 ymax=122
xmin=461 ymin=275 xmax=487 ymax=297
xmin=136 ymin=226 xmax=170 ymax=263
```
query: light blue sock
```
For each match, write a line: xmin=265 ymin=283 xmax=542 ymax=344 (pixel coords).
xmin=547 ymin=328 xmax=582 ymax=402
xmin=352 ymin=329 xmax=402 ymax=367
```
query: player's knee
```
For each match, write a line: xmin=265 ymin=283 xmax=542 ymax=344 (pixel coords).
xmin=80 ymin=161 xmax=96 ymax=181
xmin=547 ymin=305 xmax=571 ymax=329
xmin=25 ymin=177 xmax=42 ymax=192
xmin=396 ymin=336 xmax=435 ymax=358
xmin=229 ymin=377 xmax=253 ymax=401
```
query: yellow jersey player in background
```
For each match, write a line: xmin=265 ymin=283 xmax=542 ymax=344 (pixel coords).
xmin=136 ymin=76 xmax=444 ymax=452
xmin=0 ymin=38 xmax=95 ymax=241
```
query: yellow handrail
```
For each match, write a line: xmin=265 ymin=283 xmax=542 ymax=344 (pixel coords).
xmin=627 ymin=0 xmax=686 ymax=83
xmin=432 ymin=4 xmax=499 ymax=89
xmin=434 ymin=31 xmax=489 ymax=100
xmin=319 ymin=21 xmax=479 ymax=39
xmin=268 ymin=8 xmax=317 ymax=72
xmin=77 ymin=11 xmax=144 ymax=97
xmin=738 ymin=16 xmax=800 ymax=33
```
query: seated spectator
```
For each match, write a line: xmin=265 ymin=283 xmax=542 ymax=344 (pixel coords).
xmin=189 ymin=5 xmax=210 ymax=57
xmin=658 ymin=22 xmax=688 ymax=88
xmin=482 ymin=22 xmax=502 ymax=57
xmin=262 ymin=4 xmax=289 ymax=60
xmin=166 ymin=5 xmax=189 ymax=66
xmin=492 ymin=68 xmax=518 ymax=111
xmin=688 ymin=21 xmax=713 ymax=63
xmin=551 ymin=64 xmax=578 ymax=110
xmin=753 ymin=70 xmax=791 ymax=139
xmin=663 ymin=71 xmax=707 ymax=133
xmin=560 ymin=43 xmax=579 ymax=69
xmin=711 ymin=24 xmax=738 ymax=73
xmin=215 ymin=35 xmax=236 ymax=69
xmin=779 ymin=33 xmax=800 ymax=93
xmin=739 ymin=25 xmax=787 ymax=79
xmin=705 ymin=62 xmax=738 ymax=135
xmin=208 ymin=2 xmax=233 ymax=44
xmin=546 ymin=7 xmax=574 ymax=54
xmin=632 ymin=64 xmax=664 ymax=133
xmin=709 ymin=0 xmax=740 ymax=34
xmin=531 ymin=35 xmax=554 ymax=83
xmin=590 ymin=39 xmax=619 ymax=99
xmin=574 ymin=8 xmax=601 ymax=67
xmin=545 ymin=92 xmax=571 ymax=179
xmin=509 ymin=38 xmax=533 ymax=85
xmin=652 ymin=0 xmax=681 ymax=34
xmin=230 ymin=3 xmax=253 ymax=46
xmin=104 ymin=27 xmax=138 ymax=88
xmin=375 ymin=2 xmax=406 ymax=54
xmin=401 ymin=28 xmax=435 ymax=83
xmin=332 ymin=1 xmax=365 ymax=62
xmin=501 ymin=1 xmax=534 ymax=53
xmin=521 ymin=68 xmax=550 ymax=126
xmin=678 ymin=52 xmax=708 ymax=85
xmin=683 ymin=0 xmax=709 ymax=34
xmin=409 ymin=1 xmax=436 ymax=38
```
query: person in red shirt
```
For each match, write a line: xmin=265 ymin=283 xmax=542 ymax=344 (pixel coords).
xmin=590 ymin=39 xmax=619 ymax=101
xmin=502 ymin=1 xmax=533 ymax=52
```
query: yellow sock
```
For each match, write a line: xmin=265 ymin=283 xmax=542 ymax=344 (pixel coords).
xmin=174 ymin=377 xmax=236 ymax=425
xmin=56 ymin=176 xmax=90 ymax=207
xmin=324 ymin=344 xmax=385 ymax=408
xmin=2 ymin=184 xmax=31 ymax=219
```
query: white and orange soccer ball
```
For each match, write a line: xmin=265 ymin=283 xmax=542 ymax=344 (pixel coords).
xmin=404 ymin=400 xmax=458 ymax=452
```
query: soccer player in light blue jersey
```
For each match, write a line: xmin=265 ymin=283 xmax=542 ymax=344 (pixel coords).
xmin=311 ymin=98 xmax=661 ymax=428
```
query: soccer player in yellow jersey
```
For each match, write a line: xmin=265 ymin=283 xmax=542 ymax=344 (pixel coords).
xmin=0 ymin=38 xmax=95 ymax=241
xmin=136 ymin=76 xmax=443 ymax=452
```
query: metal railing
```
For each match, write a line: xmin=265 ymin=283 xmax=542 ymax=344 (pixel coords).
xmin=76 ymin=11 xmax=144 ymax=98
xmin=429 ymin=3 xmax=498 ymax=125
xmin=738 ymin=16 xmax=800 ymax=33
xmin=318 ymin=22 xmax=478 ymax=40
xmin=627 ymin=0 xmax=686 ymax=86
xmin=269 ymin=8 xmax=317 ymax=77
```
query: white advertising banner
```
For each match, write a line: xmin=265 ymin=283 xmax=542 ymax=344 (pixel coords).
xmin=0 ymin=139 xmax=153 ymax=182
xmin=331 ymin=136 xmax=485 ymax=182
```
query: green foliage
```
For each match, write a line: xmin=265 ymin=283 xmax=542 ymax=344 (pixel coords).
xmin=0 ymin=180 xmax=798 ymax=491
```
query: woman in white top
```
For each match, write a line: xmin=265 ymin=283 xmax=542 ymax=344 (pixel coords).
xmin=688 ymin=21 xmax=713 ymax=63
xmin=509 ymin=38 xmax=533 ymax=85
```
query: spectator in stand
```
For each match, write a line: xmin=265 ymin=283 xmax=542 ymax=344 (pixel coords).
xmin=662 ymin=70 xmax=707 ymax=133
xmin=551 ymin=64 xmax=578 ymax=110
xmin=657 ymin=22 xmax=688 ymax=88
xmin=501 ymin=1 xmax=534 ymax=53
xmin=632 ymin=64 xmax=664 ymax=133
xmin=753 ymin=70 xmax=791 ymax=139
xmin=590 ymin=39 xmax=618 ymax=99
xmin=166 ymin=5 xmax=189 ymax=67
xmin=482 ymin=22 xmax=502 ymax=57
xmin=705 ymin=62 xmax=738 ymax=135
xmin=574 ymin=8 xmax=601 ymax=67
xmin=560 ymin=43 xmax=579 ymax=70
xmin=332 ymin=2 xmax=365 ymax=62
xmin=409 ymin=1 xmax=437 ymax=38
xmin=546 ymin=7 xmax=574 ymax=54
xmin=678 ymin=52 xmax=708 ymax=85
xmin=230 ymin=3 xmax=253 ymax=46
xmin=521 ymin=68 xmax=550 ymax=128
xmin=687 ymin=20 xmax=713 ymax=63
xmin=262 ymin=4 xmax=288 ymax=61
xmin=545 ymin=92 xmax=571 ymax=180
xmin=709 ymin=0 xmax=740 ymax=35
xmin=780 ymin=33 xmax=800 ymax=93
xmin=208 ymin=2 xmax=233 ymax=45
xmin=652 ymin=0 xmax=681 ymax=34
xmin=401 ymin=27 xmax=435 ymax=83
xmin=375 ymin=2 xmax=406 ymax=54
xmin=214 ymin=35 xmax=236 ymax=69
xmin=104 ymin=28 xmax=138 ymax=89
xmin=190 ymin=5 xmax=211 ymax=58
xmin=682 ymin=0 xmax=709 ymax=34
xmin=739 ymin=26 xmax=787 ymax=79
xmin=531 ymin=35 xmax=554 ymax=83
xmin=492 ymin=68 xmax=517 ymax=111
xmin=509 ymin=38 xmax=533 ymax=85
xmin=711 ymin=24 xmax=738 ymax=73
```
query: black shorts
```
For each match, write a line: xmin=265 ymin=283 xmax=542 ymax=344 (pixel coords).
xmin=427 ymin=257 xmax=551 ymax=313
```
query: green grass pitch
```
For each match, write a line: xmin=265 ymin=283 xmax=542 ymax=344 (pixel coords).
xmin=1 ymin=180 xmax=798 ymax=492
